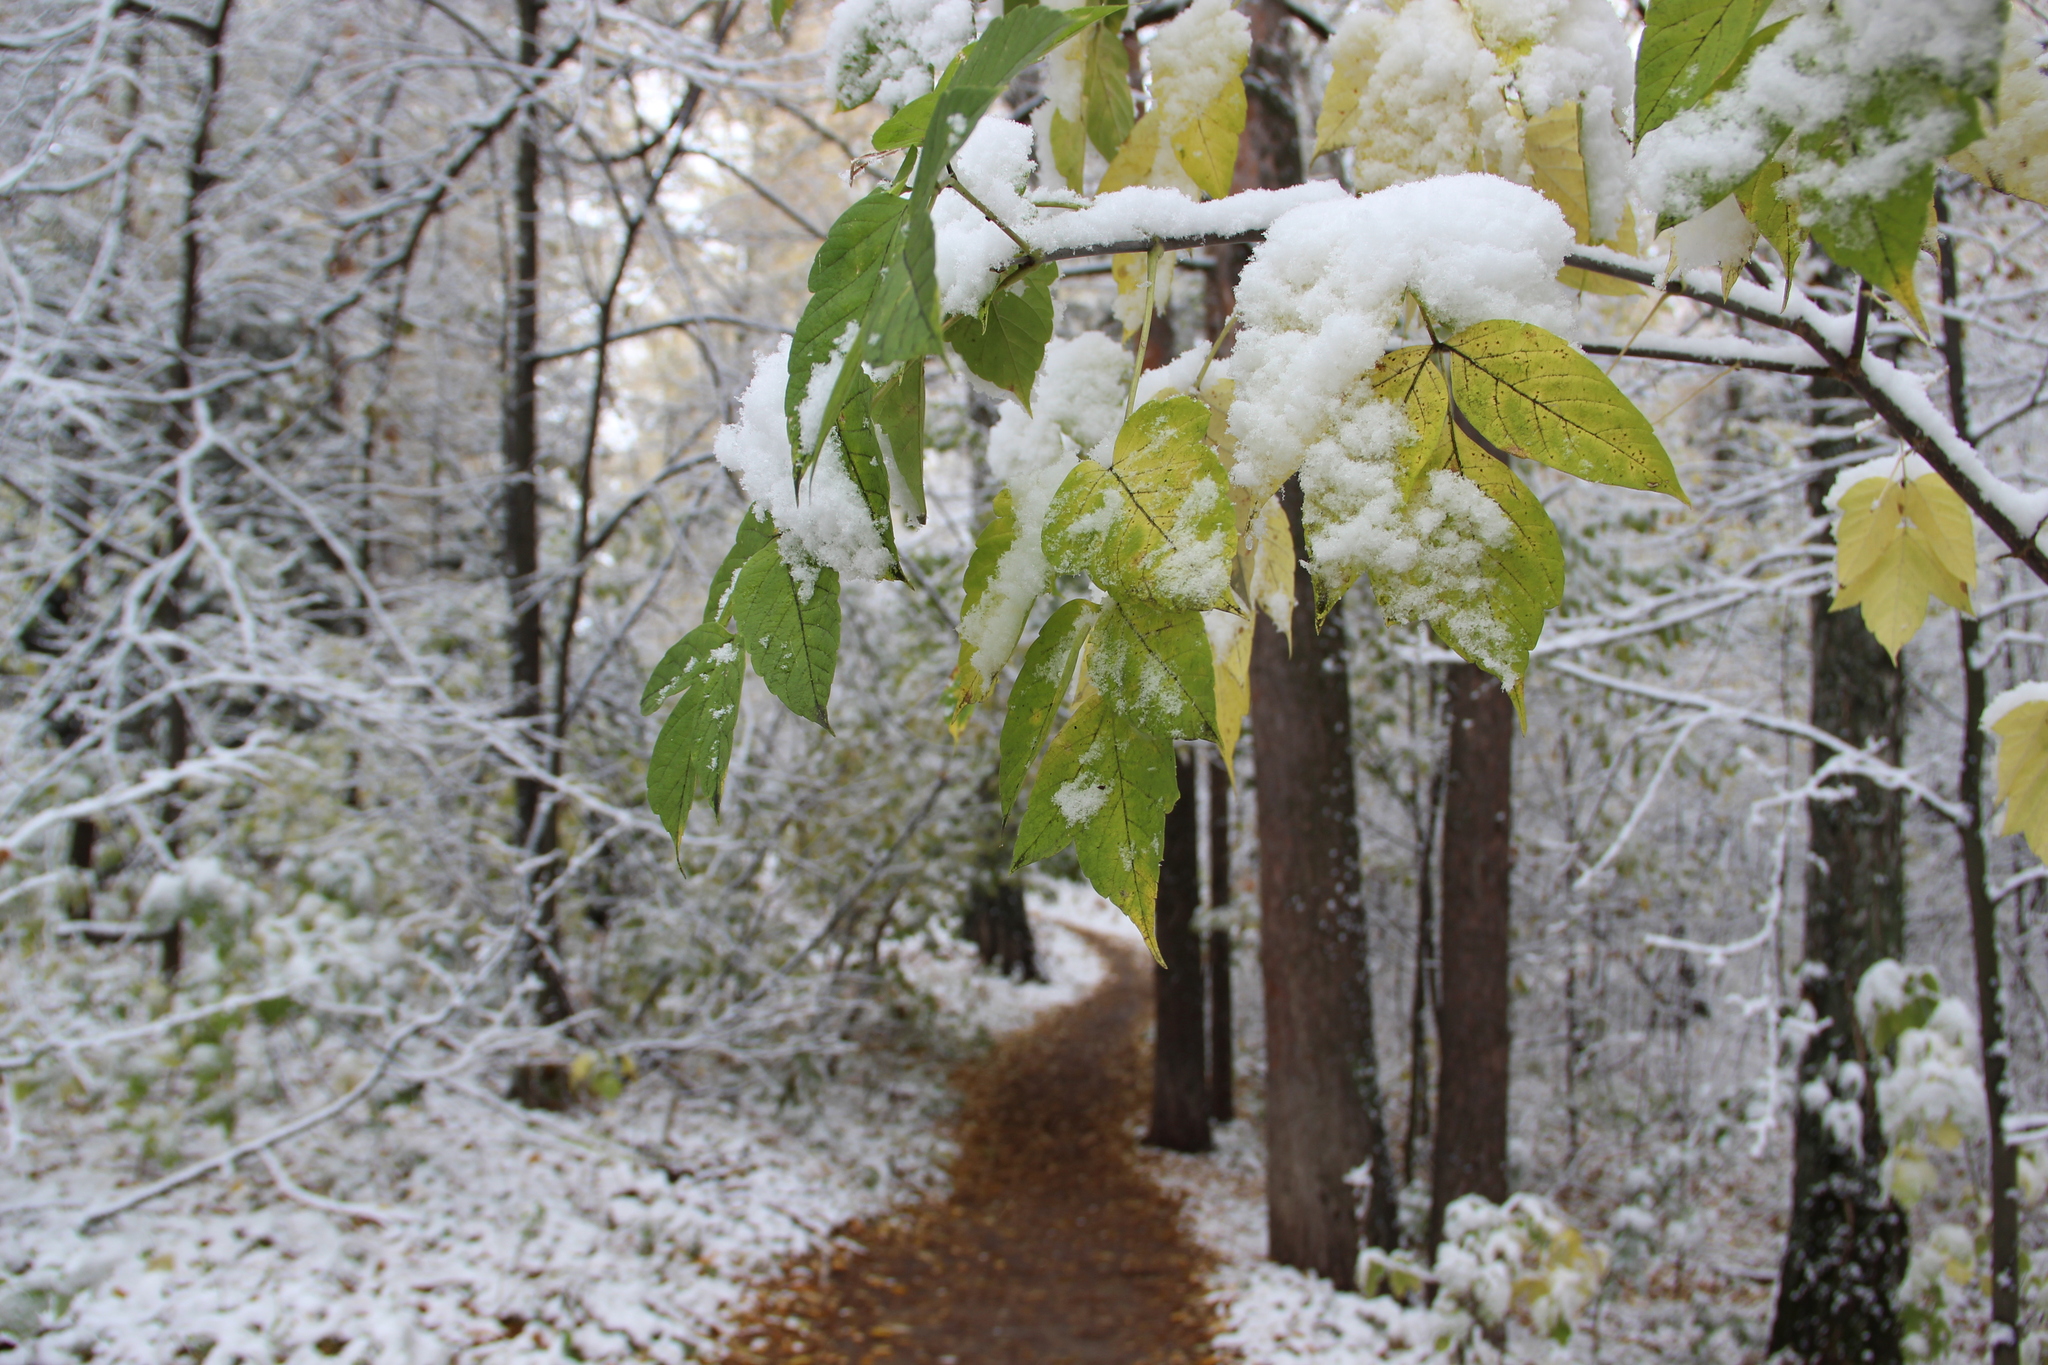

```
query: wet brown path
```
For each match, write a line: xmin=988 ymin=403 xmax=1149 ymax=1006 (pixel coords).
xmin=716 ymin=929 xmax=1222 ymax=1365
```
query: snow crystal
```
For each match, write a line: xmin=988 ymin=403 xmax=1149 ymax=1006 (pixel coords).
xmin=961 ymin=335 xmax=1131 ymax=679
xmin=824 ymin=0 xmax=976 ymax=112
xmin=712 ymin=341 xmax=894 ymax=583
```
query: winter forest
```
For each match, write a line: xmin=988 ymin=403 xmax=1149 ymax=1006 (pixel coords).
xmin=5 ymin=0 xmax=2048 ymax=1359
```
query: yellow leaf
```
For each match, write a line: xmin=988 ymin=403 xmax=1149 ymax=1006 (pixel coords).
xmin=1314 ymin=17 xmax=1376 ymax=157
xmin=1930 ymin=1116 xmax=1965 ymax=1151
xmin=569 ymin=1051 xmax=598 ymax=1088
xmin=1099 ymin=108 xmax=1165 ymax=194
xmin=1170 ymin=78 xmax=1245 ymax=199
xmin=1990 ymin=694 xmax=2048 ymax=860
xmin=1211 ymin=615 xmax=1253 ymax=783
xmin=1049 ymin=107 xmax=1087 ymax=192
xmin=1525 ymin=102 xmax=1592 ymax=242
xmin=1246 ymin=496 xmax=1297 ymax=654
xmin=1831 ymin=472 xmax=1977 ymax=659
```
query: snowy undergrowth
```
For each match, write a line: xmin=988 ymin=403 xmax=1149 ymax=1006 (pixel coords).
xmin=1 ymin=890 xmax=1107 ymax=1364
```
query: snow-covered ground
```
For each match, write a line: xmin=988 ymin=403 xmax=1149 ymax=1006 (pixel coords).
xmin=0 ymin=888 xmax=1114 ymax=1364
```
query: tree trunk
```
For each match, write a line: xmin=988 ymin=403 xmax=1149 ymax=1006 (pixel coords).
xmin=1936 ymin=196 xmax=2019 ymax=1365
xmin=1209 ymin=753 xmax=1234 ymax=1123
xmin=1150 ymin=749 xmax=1210 ymax=1152
xmin=1226 ymin=1 xmax=1397 ymax=1281
xmin=1427 ymin=662 xmax=1514 ymax=1248
xmin=1401 ymin=763 xmax=1441 ymax=1190
xmin=1768 ymin=367 xmax=1910 ymax=1364
xmin=505 ymin=0 xmax=573 ymax=1073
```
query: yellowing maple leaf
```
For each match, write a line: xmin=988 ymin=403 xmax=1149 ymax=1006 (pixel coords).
xmin=1989 ymin=689 xmax=2048 ymax=861
xmin=1830 ymin=472 xmax=1978 ymax=660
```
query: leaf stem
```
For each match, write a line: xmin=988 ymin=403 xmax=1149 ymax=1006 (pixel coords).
xmin=1127 ymin=241 xmax=1163 ymax=418
xmin=1194 ymin=311 xmax=1236 ymax=392
xmin=945 ymin=174 xmax=1031 ymax=253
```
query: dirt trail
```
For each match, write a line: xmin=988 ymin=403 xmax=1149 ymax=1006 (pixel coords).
xmin=715 ymin=929 xmax=1222 ymax=1365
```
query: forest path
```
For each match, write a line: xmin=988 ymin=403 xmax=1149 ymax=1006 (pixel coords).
xmin=714 ymin=928 xmax=1223 ymax=1364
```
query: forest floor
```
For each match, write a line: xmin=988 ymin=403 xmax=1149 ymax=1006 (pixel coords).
xmin=711 ymin=928 xmax=1224 ymax=1365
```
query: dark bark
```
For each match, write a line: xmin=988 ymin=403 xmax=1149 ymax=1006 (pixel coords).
xmin=1936 ymin=193 xmax=2019 ymax=1365
xmin=1768 ymin=364 xmax=1910 ymax=1364
xmin=1401 ymin=762 xmax=1441 ymax=1188
xmin=498 ymin=0 xmax=570 ymax=1104
xmin=1225 ymin=0 xmax=1396 ymax=1281
xmin=1427 ymin=662 xmax=1514 ymax=1248
xmin=1208 ymin=754 xmax=1234 ymax=1123
xmin=1149 ymin=750 xmax=1211 ymax=1152
xmin=1249 ymin=485 xmax=1399 ymax=1279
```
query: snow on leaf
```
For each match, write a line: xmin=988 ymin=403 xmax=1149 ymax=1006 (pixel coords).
xmin=1044 ymin=395 xmax=1238 ymax=612
xmin=645 ymin=623 xmax=745 ymax=842
xmin=1830 ymin=472 xmax=1977 ymax=662
xmin=1010 ymin=692 xmax=1179 ymax=962
xmin=1086 ymin=598 xmax=1219 ymax=743
xmin=951 ymin=489 xmax=1026 ymax=729
xmin=1244 ymin=495 xmax=1298 ymax=653
xmin=999 ymin=600 xmax=1099 ymax=815
xmin=731 ymin=543 xmax=841 ymax=731
xmin=1635 ymin=0 xmax=1773 ymax=139
xmin=785 ymin=190 xmax=911 ymax=462
xmin=1951 ymin=10 xmax=2048 ymax=206
xmin=1735 ymin=157 xmax=1800 ymax=272
xmin=1988 ymin=687 xmax=2048 ymax=861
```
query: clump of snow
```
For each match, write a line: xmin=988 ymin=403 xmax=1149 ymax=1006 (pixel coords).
xmin=1633 ymin=0 xmax=2004 ymax=224
xmin=1823 ymin=452 xmax=1932 ymax=509
xmin=1020 ymin=182 xmax=1346 ymax=256
xmin=1878 ymin=999 xmax=1988 ymax=1144
xmin=1324 ymin=0 xmax=1633 ymax=238
xmin=1225 ymin=176 xmax=1572 ymax=679
xmin=1147 ymin=0 xmax=1250 ymax=132
xmin=935 ymin=119 xmax=1041 ymax=318
xmin=824 ymin=0 xmax=976 ymax=112
xmin=1983 ymin=679 xmax=2048 ymax=730
xmin=961 ymin=334 xmax=1130 ymax=680
xmin=713 ymin=340 xmax=894 ymax=585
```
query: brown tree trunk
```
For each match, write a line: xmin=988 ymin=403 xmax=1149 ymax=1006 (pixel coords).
xmin=505 ymin=0 xmax=573 ymax=1069
xmin=1150 ymin=750 xmax=1210 ymax=1152
xmin=1768 ymin=364 xmax=1909 ymax=1364
xmin=1209 ymin=754 xmax=1234 ymax=1122
xmin=1427 ymin=662 xmax=1514 ymax=1248
xmin=1226 ymin=1 xmax=1396 ymax=1282
xmin=1400 ymin=764 xmax=1441 ymax=1189
xmin=1936 ymin=196 xmax=2019 ymax=1365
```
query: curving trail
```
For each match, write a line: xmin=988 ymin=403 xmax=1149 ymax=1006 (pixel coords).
xmin=716 ymin=928 xmax=1222 ymax=1365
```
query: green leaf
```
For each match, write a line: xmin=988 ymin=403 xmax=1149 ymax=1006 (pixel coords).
xmin=835 ymin=410 xmax=904 ymax=580
xmin=730 ymin=544 xmax=840 ymax=730
xmin=1635 ymin=0 xmax=1772 ymax=139
xmin=873 ymin=92 xmax=939 ymax=151
xmin=1438 ymin=320 xmax=1688 ymax=502
xmin=785 ymin=189 xmax=911 ymax=461
xmin=1044 ymin=395 xmax=1239 ymax=611
xmin=1000 ymin=599 xmax=1099 ymax=814
xmin=951 ymin=489 xmax=1027 ymax=723
xmin=1808 ymin=159 xmax=1936 ymax=332
xmin=872 ymin=362 xmax=927 ymax=523
xmin=1170 ymin=78 xmax=1246 ymax=200
xmin=770 ymin=0 xmax=791 ymax=28
xmin=912 ymin=5 xmax=1122 ymax=208
xmin=645 ymin=622 xmax=744 ymax=841
xmin=1086 ymin=598 xmax=1217 ymax=742
xmin=1011 ymin=692 xmax=1179 ymax=960
xmin=1417 ymin=451 xmax=1566 ymax=703
xmin=1050 ymin=107 xmax=1087 ymax=191
xmin=703 ymin=508 xmax=775 ymax=627
xmin=1708 ymin=16 xmax=1791 ymax=97
xmin=864 ymin=208 xmax=946 ymax=366
xmin=944 ymin=270 xmax=1056 ymax=402
xmin=1081 ymin=19 xmax=1136 ymax=160
xmin=1736 ymin=157 xmax=1800 ymax=271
